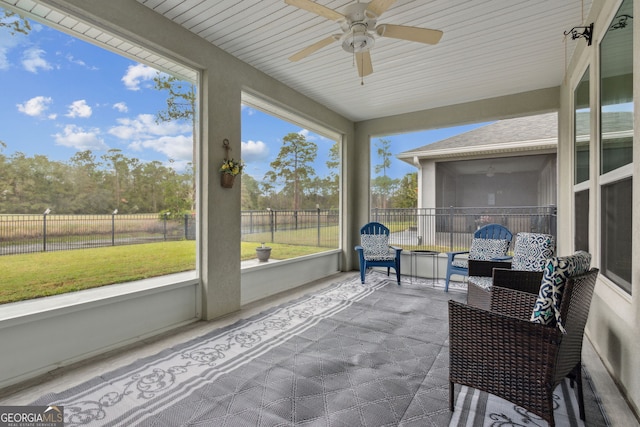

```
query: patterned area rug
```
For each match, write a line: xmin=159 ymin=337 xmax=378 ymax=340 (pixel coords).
xmin=451 ymin=373 xmax=608 ymax=427
xmin=32 ymin=272 xmax=607 ymax=426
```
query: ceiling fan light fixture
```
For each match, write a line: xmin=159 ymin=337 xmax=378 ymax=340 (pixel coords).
xmin=341 ymin=23 xmax=375 ymax=53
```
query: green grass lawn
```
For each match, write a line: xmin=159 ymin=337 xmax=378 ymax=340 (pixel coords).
xmin=0 ymin=240 xmax=332 ymax=304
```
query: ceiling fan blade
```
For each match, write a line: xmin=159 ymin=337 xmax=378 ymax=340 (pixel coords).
xmin=356 ymin=51 xmax=373 ymax=77
xmin=366 ymin=0 xmax=397 ymax=17
xmin=288 ymin=35 xmax=337 ymax=62
xmin=285 ymin=0 xmax=344 ymax=21
xmin=376 ymin=24 xmax=443 ymax=44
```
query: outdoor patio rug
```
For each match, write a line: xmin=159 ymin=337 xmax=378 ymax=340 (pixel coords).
xmin=32 ymin=272 xmax=608 ymax=426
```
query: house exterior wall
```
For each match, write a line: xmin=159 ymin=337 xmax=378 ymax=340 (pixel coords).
xmin=559 ymin=0 xmax=640 ymax=416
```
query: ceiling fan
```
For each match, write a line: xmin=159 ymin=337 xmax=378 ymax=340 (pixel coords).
xmin=285 ymin=0 xmax=443 ymax=79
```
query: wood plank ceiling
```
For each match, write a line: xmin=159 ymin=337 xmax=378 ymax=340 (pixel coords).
xmin=136 ymin=0 xmax=593 ymax=121
xmin=3 ymin=0 xmax=593 ymax=122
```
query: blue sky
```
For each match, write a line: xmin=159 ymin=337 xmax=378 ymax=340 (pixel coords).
xmin=0 ymin=10 xmax=486 ymax=182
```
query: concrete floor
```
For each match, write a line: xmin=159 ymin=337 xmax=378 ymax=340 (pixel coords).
xmin=0 ymin=272 xmax=637 ymax=426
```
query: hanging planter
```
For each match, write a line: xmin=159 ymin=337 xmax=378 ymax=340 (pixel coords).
xmin=219 ymin=139 xmax=244 ymax=189
xmin=221 ymin=173 xmax=235 ymax=188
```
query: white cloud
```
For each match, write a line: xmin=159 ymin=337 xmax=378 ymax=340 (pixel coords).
xmin=0 ymin=26 xmax=26 ymax=70
xmin=65 ymin=54 xmax=86 ymax=67
xmin=241 ymin=140 xmax=269 ymax=163
xmin=113 ymin=102 xmax=128 ymax=113
xmin=109 ymin=114 xmax=192 ymax=161
xmin=0 ymin=47 xmax=10 ymax=71
xmin=298 ymin=128 xmax=328 ymax=142
xmin=121 ymin=63 xmax=157 ymax=90
xmin=22 ymin=47 xmax=52 ymax=73
xmin=64 ymin=53 xmax=97 ymax=70
xmin=17 ymin=96 xmax=53 ymax=117
xmin=108 ymin=114 xmax=191 ymax=140
xmin=129 ymin=135 xmax=193 ymax=161
xmin=66 ymin=99 xmax=92 ymax=118
xmin=53 ymin=124 xmax=107 ymax=150
xmin=241 ymin=105 xmax=256 ymax=116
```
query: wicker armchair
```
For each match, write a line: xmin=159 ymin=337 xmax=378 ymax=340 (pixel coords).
xmin=467 ymin=262 xmax=545 ymax=310
xmin=449 ymin=267 xmax=599 ymax=427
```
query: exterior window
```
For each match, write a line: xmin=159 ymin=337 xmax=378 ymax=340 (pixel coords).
xmin=574 ymin=190 xmax=589 ymax=252
xmin=575 ymin=67 xmax=590 ymax=185
xmin=601 ymin=178 xmax=632 ymax=293
xmin=573 ymin=66 xmax=590 ymax=253
xmin=599 ymin=0 xmax=633 ymax=293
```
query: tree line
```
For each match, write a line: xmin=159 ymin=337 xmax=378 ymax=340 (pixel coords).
xmin=0 ymin=143 xmax=193 ymax=216
xmin=0 ymin=136 xmax=416 ymax=216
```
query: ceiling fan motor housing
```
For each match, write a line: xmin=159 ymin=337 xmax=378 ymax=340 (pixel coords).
xmin=339 ymin=3 xmax=377 ymax=53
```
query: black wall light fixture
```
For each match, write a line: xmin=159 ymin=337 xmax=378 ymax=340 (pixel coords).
xmin=564 ymin=22 xmax=594 ymax=45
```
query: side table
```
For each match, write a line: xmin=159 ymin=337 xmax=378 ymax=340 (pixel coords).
xmin=410 ymin=250 xmax=439 ymax=286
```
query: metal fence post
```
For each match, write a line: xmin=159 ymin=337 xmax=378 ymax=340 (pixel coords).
xmin=111 ymin=209 xmax=117 ymax=246
xmin=267 ymin=208 xmax=274 ymax=243
xmin=163 ymin=212 xmax=170 ymax=241
xmin=449 ymin=206 xmax=454 ymax=251
xmin=316 ymin=205 xmax=321 ymax=247
xmin=42 ymin=208 xmax=50 ymax=252
xmin=184 ymin=214 xmax=189 ymax=239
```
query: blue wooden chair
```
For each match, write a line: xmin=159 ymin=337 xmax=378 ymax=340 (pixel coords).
xmin=445 ymin=223 xmax=512 ymax=291
xmin=355 ymin=222 xmax=403 ymax=285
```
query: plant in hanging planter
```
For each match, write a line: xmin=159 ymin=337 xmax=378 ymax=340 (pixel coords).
xmin=220 ymin=158 xmax=243 ymax=176
xmin=219 ymin=158 xmax=244 ymax=188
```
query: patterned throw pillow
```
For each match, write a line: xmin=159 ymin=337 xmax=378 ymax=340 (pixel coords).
xmin=530 ymin=251 xmax=591 ymax=333
xmin=511 ymin=233 xmax=556 ymax=271
xmin=468 ymin=238 xmax=510 ymax=261
xmin=361 ymin=234 xmax=395 ymax=261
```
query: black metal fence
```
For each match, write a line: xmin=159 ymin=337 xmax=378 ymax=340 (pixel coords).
xmin=372 ymin=206 xmax=557 ymax=251
xmin=0 ymin=213 xmax=196 ymax=256
xmin=0 ymin=206 xmax=556 ymax=256
xmin=241 ymin=208 xmax=339 ymax=248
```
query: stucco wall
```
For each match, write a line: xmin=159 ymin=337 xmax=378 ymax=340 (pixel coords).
xmin=558 ymin=0 xmax=640 ymax=417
